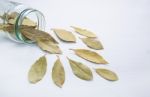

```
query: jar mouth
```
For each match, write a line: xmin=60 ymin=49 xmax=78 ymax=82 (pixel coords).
xmin=15 ymin=8 xmax=45 ymax=43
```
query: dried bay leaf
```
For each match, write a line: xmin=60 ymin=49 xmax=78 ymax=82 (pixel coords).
xmin=52 ymin=56 xmax=65 ymax=88
xmin=52 ymin=28 xmax=76 ymax=42
xmin=1 ymin=12 xmax=18 ymax=20
xmin=95 ymin=68 xmax=118 ymax=81
xmin=0 ymin=24 xmax=35 ymax=33
xmin=7 ymin=12 xmax=18 ymax=19
xmin=21 ymin=18 xmax=37 ymax=27
xmin=36 ymin=38 xmax=62 ymax=54
xmin=21 ymin=29 xmax=36 ymax=41
xmin=1 ymin=24 xmax=57 ymax=44
xmin=0 ymin=24 xmax=12 ymax=31
xmin=0 ymin=12 xmax=18 ymax=22
xmin=71 ymin=49 xmax=108 ymax=64
xmin=71 ymin=26 xmax=97 ymax=38
xmin=67 ymin=58 xmax=93 ymax=81
xmin=8 ymin=19 xmax=16 ymax=25
xmin=28 ymin=56 xmax=47 ymax=84
xmin=80 ymin=37 xmax=104 ymax=50
xmin=6 ymin=12 xmax=37 ymax=27
xmin=27 ymin=28 xmax=58 ymax=43
xmin=1 ymin=24 xmax=60 ymax=54
xmin=21 ymin=28 xmax=58 ymax=44
xmin=8 ymin=18 xmax=37 ymax=27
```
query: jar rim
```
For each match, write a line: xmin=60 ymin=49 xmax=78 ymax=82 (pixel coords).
xmin=15 ymin=8 xmax=45 ymax=44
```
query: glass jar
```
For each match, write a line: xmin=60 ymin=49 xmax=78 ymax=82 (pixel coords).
xmin=0 ymin=0 xmax=45 ymax=43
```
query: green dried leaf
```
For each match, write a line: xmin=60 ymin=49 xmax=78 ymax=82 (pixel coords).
xmin=80 ymin=37 xmax=104 ymax=50
xmin=52 ymin=56 xmax=65 ymax=88
xmin=95 ymin=68 xmax=118 ymax=81
xmin=67 ymin=58 xmax=93 ymax=81
xmin=71 ymin=49 xmax=108 ymax=64
xmin=52 ymin=28 xmax=76 ymax=42
xmin=71 ymin=26 xmax=97 ymax=38
xmin=28 ymin=56 xmax=47 ymax=84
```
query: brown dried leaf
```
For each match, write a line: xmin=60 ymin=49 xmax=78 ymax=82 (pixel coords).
xmin=71 ymin=49 xmax=108 ymax=64
xmin=95 ymin=68 xmax=118 ymax=81
xmin=21 ymin=29 xmax=36 ymax=41
xmin=0 ymin=24 xmax=35 ymax=33
xmin=28 ymin=56 xmax=47 ymax=84
xmin=0 ymin=12 xmax=18 ymax=21
xmin=21 ymin=28 xmax=58 ymax=44
xmin=80 ymin=37 xmax=104 ymax=50
xmin=67 ymin=58 xmax=93 ymax=81
xmin=0 ymin=24 xmax=13 ymax=32
xmin=36 ymin=38 xmax=61 ymax=54
xmin=8 ymin=18 xmax=37 ymax=27
xmin=52 ymin=56 xmax=65 ymax=88
xmin=52 ymin=28 xmax=76 ymax=42
xmin=71 ymin=26 xmax=97 ymax=38
xmin=7 ymin=12 xmax=18 ymax=19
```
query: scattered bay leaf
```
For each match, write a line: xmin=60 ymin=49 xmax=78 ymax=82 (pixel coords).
xmin=67 ymin=58 xmax=93 ymax=81
xmin=28 ymin=56 xmax=47 ymax=84
xmin=52 ymin=28 xmax=76 ymax=42
xmin=80 ymin=37 xmax=104 ymax=50
xmin=52 ymin=56 xmax=65 ymax=88
xmin=71 ymin=26 xmax=97 ymax=38
xmin=95 ymin=68 xmax=118 ymax=81
xmin=71 ymin=49 xmax=108 ymax=64
xmin=36 ymin=38 xmax=61 ymax=54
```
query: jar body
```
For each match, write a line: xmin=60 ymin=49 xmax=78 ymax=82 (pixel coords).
xmin=0 ymin=0 xmax=45 ymax=43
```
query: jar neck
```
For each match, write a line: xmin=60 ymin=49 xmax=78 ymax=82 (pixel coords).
xmin=14 ymin=8 xmax=45 ymax=43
